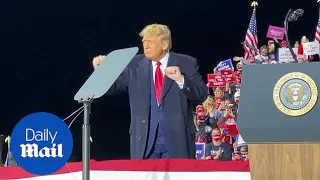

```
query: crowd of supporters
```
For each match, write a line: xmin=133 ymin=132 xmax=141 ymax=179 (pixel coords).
xmin=236 ymin=36 xmax=319 ymax=65
xmin=194 ymin=83 xmax=244 ymax=161
xmin=195 ymin=35 xmax=319 ymax=161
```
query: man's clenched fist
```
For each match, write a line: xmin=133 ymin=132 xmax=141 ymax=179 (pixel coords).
xmin=92 ymin=55 xmax=106 ymax=70
xmin=164 ymin=66 xmax=184 ymax=83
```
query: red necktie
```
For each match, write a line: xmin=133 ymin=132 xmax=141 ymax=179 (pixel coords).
xmin=155 ymin=61 xmax=163 ymax=103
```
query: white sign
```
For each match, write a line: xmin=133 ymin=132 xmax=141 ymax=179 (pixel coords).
xmin=302 ymin=41 xmax=319 ymax=55
xmin=235 ymin=134 xmax=247 ymax=147
xmin=278 ymin=48 xmax=298 ymax=63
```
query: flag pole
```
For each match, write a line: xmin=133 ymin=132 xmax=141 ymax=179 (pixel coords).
xmin=243 ymin=1 xmax=259 ymax=59
xmin=4 ymin=136 xmax=17 ymax=167
xmin=251 ymin=1 xmax=258 ymax=10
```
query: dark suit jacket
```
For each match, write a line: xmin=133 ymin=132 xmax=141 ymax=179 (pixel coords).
xmin=107 ymin=52 xmax=207 ymax=159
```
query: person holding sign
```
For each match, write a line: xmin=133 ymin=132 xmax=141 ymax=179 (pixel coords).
xmin=92 ymin=24 xmax=207 ymax=159
xmin=269 ymin=37 xmax=283 ymax=62
xmin=298 ymin=36 xmax=314 ymax=62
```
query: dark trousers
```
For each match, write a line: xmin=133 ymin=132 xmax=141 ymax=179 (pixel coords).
xmin=146 ymin=125 xmax=170 ymax=159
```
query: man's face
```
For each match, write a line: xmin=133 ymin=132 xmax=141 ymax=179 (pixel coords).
xmin=142 ymin=35 xmax=167 ymax=61
xmin=212 ymin=129 xmax=221 ymax=142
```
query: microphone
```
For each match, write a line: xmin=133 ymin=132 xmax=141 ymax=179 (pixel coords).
xmin=288 ymin=9 xmax=304 ymax=22
xmin=241 ymin=42 xmax=258 ymax=52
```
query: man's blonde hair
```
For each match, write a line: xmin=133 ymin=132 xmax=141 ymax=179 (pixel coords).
xmin=139 ymin=23 xmax=172 ymax=50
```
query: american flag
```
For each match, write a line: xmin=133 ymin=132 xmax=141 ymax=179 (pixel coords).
xmin=243 ymin=9 xmax=258 ymax=59
xmin=315 ymin=6 xmax=320 ymax=43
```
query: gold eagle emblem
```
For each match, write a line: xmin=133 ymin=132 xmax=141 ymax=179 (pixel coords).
xmin=286 ymin=84 xmax=304 ymax=104
xmin=273 ymin=72 xmax=318 ymax=116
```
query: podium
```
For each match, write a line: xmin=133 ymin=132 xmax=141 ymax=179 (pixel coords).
xmin=74 ymin=47 xmax=139 ymax=180
xmin=237 ymin=63 xmax=320 ymax=180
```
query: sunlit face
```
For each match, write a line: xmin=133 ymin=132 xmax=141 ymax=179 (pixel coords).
xmin=142 ymin=35 xmax=167 ymax=61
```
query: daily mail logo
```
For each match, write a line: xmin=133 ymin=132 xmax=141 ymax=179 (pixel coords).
xmin=10 ymin=112 xmax=73 ymax=175
xmin=20 ymin=128 xmax=63 ymax=158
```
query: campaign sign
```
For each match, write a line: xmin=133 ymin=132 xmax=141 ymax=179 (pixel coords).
xmin=278 ymin=48 xmax=298 ymax=63
xmin=266 ymin=25 xmax=285 ymax=40
xmin=220 ymin=69 xmax=236 ymax=82
xmin=302 ymin=41 xmax=319 ymax=55
xmin=214 ymin=59 xmax=234 ymax=73
xmin=10 ymin=112 xmax=73 ymax=175
xmin=207 ymin=74 xmax=226 ymax=88
xmin=195 ymin=143 xmax=205 ymax=159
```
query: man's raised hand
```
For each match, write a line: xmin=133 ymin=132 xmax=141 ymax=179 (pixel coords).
xmin=92 ymin=55 xmax=106 ymax=70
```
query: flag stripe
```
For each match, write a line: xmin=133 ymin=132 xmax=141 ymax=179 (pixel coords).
xmin=315 ymin=7 xmax=320 ymax=43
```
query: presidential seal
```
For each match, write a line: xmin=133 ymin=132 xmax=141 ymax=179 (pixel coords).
xmin=273 ymin=72 xmax=318 ymax=116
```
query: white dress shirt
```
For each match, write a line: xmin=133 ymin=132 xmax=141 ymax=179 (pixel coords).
xmin=151 ymin=52 xmax=184 ymax=89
